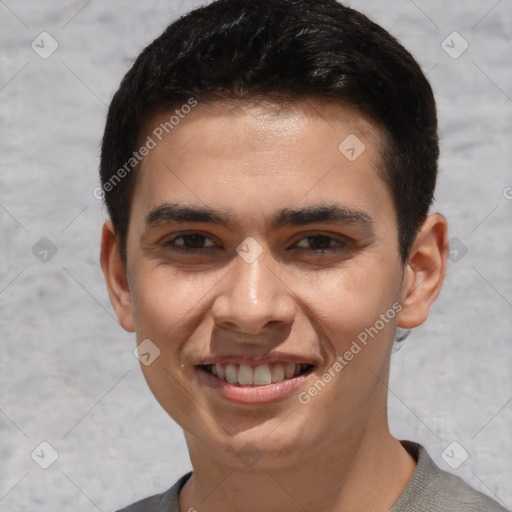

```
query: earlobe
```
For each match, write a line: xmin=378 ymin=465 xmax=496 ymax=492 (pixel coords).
xmin=100 ymin=221 xmax=135 ymax=332
xmin=397 ymin=213 xmax=449 ymax=329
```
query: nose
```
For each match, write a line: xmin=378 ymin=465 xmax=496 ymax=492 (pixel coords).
xmin=210 ymin=247 xmax=296 ymax=336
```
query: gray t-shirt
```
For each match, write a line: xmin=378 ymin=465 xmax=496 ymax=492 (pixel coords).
xmin=116 ymin=441 xmax=509 ymax=511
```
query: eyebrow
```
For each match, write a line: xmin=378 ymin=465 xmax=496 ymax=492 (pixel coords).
xmin=144 ymin=202 xmax=374 ymax=232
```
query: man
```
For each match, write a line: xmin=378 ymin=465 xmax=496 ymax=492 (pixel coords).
xmin=99 ymin=0 xmax=509 ymax=510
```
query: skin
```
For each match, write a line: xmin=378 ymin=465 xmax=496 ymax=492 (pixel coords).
xmin=101 ymin=99 xmax=448 ymax=512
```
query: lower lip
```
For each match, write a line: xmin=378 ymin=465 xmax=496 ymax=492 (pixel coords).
xmin=196 ymin=366 xmax=311 ymax=404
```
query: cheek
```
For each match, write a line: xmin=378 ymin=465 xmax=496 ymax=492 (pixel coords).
xmin=294 ymin=264 xmax=402 ymax=432
xmin=129 ymin=268 xmax=206 ymax=422
xmin=302 ymin=260 xmax=401 ymax=342
xmin=129 ymin=265 xmax=219 ymax=343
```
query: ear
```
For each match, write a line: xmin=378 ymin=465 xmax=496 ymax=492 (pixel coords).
xmin=397 ymin=213 xmax=449 ymax=329
xmin=100 ymin=220 xmax=135 ymax=332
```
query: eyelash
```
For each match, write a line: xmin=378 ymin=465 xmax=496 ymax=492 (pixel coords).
xmin=163 ymin=233 xmax=349 ymax=254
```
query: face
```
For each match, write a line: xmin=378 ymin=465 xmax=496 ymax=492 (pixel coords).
xmin=102 ymin=99 xmax=445 ymax=470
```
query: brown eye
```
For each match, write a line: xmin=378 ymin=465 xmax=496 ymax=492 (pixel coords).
xmin=164 ymin=233 xmax=217 ymax=252
xmin=293 ymin=234 xmax=348 ymax=253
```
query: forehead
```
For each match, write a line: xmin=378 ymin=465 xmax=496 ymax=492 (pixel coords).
xmin=140 ymin=98 xmax=382 ymax=162
xmin=132 ymin=99 xmax=392 ymax=226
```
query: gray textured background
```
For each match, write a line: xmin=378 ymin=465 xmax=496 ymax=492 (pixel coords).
xmin=0 ymin=1 xmax=511 ymax=510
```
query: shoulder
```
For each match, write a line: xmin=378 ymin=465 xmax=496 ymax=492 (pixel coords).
xmin=116 ymin=493 xmax=162 ymax=512
xmin=116 ymin=472 xmax=192 ymax=512
xmin=392 ymin=442 xmax=509 ymax=512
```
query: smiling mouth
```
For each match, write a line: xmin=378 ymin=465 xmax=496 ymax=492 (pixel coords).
xmin=198 ymin=362 xmax=315 ymax=386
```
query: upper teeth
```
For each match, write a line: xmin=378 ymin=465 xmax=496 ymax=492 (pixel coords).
xmin=208 ymin=363 xmax=308 ymax=386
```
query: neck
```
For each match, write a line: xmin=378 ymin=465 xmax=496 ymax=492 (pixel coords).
xmin=179 ymin=421 xmax=416 ymax=512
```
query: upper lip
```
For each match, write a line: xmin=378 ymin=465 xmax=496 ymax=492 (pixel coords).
xmin=196 ymin=352 xmax=318 ymax=366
